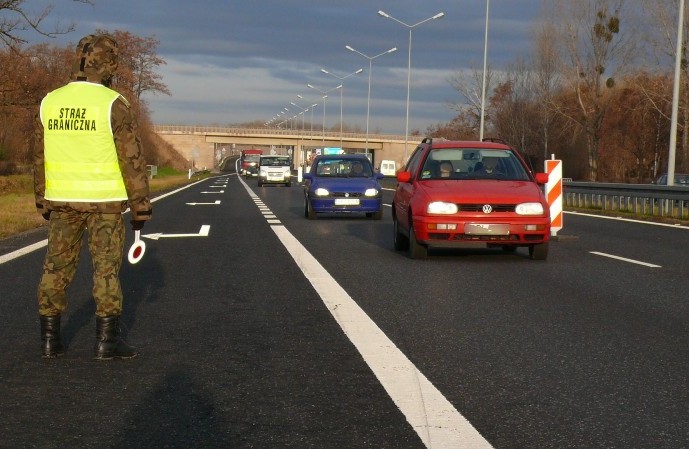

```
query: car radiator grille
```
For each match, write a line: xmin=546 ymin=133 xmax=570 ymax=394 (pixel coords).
xmin=331 ymin=192 xmax=363 ymax=198
xmin=457 ymin=203 xmax=515 ymax=212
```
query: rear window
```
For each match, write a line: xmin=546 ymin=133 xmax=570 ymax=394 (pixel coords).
xmin=418 ymin=148 xmax=531 ymax=181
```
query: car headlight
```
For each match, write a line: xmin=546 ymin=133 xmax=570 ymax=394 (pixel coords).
xmin=314 ymin=187 xmax=329 ymax=196
xmin=364 ymin=188 xmax=378 ymax=197
xmin=427 ymin=201 xmax=458 ymax=214
xmin=515 ymin=202 xmax=544 ymax=215
xmin=259 ymin=170 xmax=267 ymax=177
xmin=284 ymin=169 xmax=291 ymax=177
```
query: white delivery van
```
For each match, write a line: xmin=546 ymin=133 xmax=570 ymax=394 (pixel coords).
xmin=380 ymin=160 xmax=397 ymax=177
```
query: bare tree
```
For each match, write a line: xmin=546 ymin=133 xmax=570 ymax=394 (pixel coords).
xmin=0 ymin=0 xmax=91 ymax=50
xmin=448 ymin=65 xmax=498 ymax=136
xmin=640 ymin=1 xmax=689 ymax=171
xmin=99 ymin=29 xmax=171 ymax=100
xmin=547 ymin=0 xmax=635 ymax=181
xmin=532 ymin=21 xmax=563 ymax=161
xmin=490 ymin=57 xmax=540 ymax=153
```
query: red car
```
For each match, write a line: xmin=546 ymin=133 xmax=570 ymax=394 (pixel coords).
xmin=392 ymin=138 xmax=551 ymax=259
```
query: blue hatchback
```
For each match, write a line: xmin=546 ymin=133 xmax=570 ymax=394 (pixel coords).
xmin=303 ymin=154 xmax=384 ymax=220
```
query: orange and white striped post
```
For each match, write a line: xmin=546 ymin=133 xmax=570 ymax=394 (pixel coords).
xmin=545 ymin=157 xmax=563 ymax=236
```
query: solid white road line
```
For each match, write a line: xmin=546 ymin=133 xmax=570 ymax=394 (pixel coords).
xmin=0 ymin=240 xmax=48 ymax=265
xmin=239 ymin=176 xmax=493 ymax=448
xmin=589 ymin=251 xmax=661 ymax=268
xmin=271 ymin=226 xmax=493 ymax=448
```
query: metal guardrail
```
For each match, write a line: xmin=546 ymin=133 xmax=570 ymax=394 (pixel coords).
xmin=564 ymin=181 xmax=689 ymax=220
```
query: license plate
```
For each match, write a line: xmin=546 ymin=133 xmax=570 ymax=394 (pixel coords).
xmin=464 ymin=223 xmax=510 ymax=235
xmin=335 ymin=198 xmax=360 ymax=206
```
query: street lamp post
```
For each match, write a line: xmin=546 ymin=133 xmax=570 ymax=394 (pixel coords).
xmin=275 ymin=111 xmax=286 ymax=129
xmin=290 ymin=101 xmax=308 ymax=132
xmin=479 ymin=0 xmax=490 ymax=141
xmin=309 ymin=103 xmax=318 ymax=140
xmin=320 ymin=67 xmax=364 ymax=149
xmin=345 ymin=45 xmax=397 ymax=153
xmin=378 ymin=9 xmax=444 ymax=161
xmin=307 ymin=83 xmax=342 ymax=147
xmin=667 ymin=0 xmax=685 ymax=186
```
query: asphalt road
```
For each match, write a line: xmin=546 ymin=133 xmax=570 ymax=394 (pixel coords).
xmin=1 ymin=173 xmax=688 ymax=449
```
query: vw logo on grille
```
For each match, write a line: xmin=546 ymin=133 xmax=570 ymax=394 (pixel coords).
xmin=344 ymin=193 xmax=350 ymax=197
xmin=482 ymin=204 xmax=493 ymax=214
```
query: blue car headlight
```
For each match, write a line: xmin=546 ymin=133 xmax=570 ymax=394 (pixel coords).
xmin=314 ymin=187 xmax=329 ymax=197
xmin=364 ymin=188 xmax=379 ymax=197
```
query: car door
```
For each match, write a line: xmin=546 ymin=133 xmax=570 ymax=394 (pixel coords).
xmin=394 ymin=146 xmax=425 ymax=230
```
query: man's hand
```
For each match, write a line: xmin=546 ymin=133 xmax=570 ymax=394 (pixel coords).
xmin=130 ymin=220 xmax=145 ymax=231
xmin=42 ymin=211 xmax=51 ymax=221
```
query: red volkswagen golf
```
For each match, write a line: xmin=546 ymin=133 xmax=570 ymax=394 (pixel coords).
xmin=392 ymin=138 xmax=551 ymax=260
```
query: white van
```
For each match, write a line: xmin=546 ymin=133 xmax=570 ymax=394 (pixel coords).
xmin=379 ymin=160 xmax=397 ymax=177
xmin=258 ymin=155 xmax=292 ymax=187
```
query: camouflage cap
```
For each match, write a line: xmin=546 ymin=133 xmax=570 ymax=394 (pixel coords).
xmin=71 ymin=34 xmax=119 ymax=84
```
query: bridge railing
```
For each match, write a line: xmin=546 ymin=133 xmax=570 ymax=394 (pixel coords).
xmin=153 ymin=125 xmax=408 ymax=142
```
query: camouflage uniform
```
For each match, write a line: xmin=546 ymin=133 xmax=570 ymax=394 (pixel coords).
xmin=33 ymin=34 xmax=152 ymax=359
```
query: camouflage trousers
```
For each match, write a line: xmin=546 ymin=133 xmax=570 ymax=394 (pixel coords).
xmin=37 ymin=210 xmax=125 ymax=317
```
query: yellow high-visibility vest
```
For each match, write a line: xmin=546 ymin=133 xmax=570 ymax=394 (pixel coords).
xmin=40 ymin=82 xmax=127 ymax=202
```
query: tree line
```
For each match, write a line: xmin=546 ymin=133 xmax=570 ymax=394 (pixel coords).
xmin=427 ymin=0 xmax=687 ymax=183
xmin=2 ymin=0 xmax=688 ymax=182
xmin=0 ymin=0 xmax=187 ymax=173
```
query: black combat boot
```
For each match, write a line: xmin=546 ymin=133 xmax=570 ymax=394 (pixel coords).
xmin=93 ymin=315 xmax=138 ymax=360
xmin=40 ymin=315 xmax=65 ymax=358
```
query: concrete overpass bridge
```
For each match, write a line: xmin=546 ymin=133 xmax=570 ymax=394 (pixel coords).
xmin=153 ymin=125 xmax=410 ymax=171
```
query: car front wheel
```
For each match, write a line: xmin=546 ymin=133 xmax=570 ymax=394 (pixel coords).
xmin=304 ymin=197 xmax=317 ymax=219
xmin=393 ymin=216 xmax=409 ymax=251
xmin=529 ymin=242 xmax=549 ymax=260
xmin=408 ymin=225 xmax=427 ymax=259
xmin=373 ymin=209 xmax=383 ymax=220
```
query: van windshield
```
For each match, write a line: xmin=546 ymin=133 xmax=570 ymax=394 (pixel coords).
xmin=261 ymin=157 xmax=291 ymax=166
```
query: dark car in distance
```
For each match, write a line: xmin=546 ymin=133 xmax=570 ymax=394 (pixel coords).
xmin=654 ymin=173 xmax=689 ymax=186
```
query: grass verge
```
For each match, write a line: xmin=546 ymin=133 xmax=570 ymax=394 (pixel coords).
xmin=0 ymin=171 xmax=208 ymax=240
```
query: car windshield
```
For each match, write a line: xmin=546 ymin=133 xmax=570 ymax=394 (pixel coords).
xmin=315 ymin=158 xmax=373 ymax=177
xmin=244 ymin=155 xmax=260 ymax=163
xmin=656 ymin=174 xmax=689 ymax=185
xmin=261 ymin=157 xmax=290 ymax=166
xmin=418 ymin=148 xmax=530 ymax=181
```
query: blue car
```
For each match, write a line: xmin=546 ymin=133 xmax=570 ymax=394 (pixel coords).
xmin=303 ymin=154 xmax=384 ymax=220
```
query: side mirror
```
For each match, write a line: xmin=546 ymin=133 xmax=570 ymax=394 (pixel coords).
xmin=374 ymin=172 xmax=385 ymax=180
xmin=303 ymin=173 xmax=313 ymax=181
xmin=397 ymin=171 xmax=412 ymax=183
xmin=535 ymin=172 xmax=549 ymax=185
